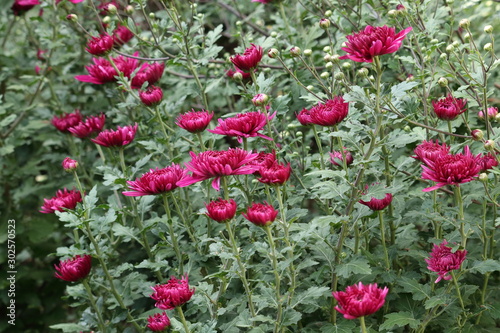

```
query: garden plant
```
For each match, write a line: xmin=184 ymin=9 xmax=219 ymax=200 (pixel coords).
xmin=1 ymin=0 xmax=500 ymax=332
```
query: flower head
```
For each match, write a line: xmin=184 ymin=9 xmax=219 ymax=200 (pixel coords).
xmin=86 ymin=33 xmax=114 ymax=56
xmin=478 ymin=107 xmax=498 ymax=120
xmin=359 ymin=193 xmax=393 ymax=211
xmin=258 ymin=162 xmax=291 ymax=185
xmin=432 ymin=94 xmax=467 ymax=121
xmin=330 ymin=149 xmax=354 ymax=167
xmin=123 ymin=164 xmax=188 ymax=196
xmin=426 ymin=240 xmax=467 ymax=283
xmin=412 ymin=140 xmax=450 ymax=162
xmin=40 ymin=188 xmax=82 ymax=213
xmin=62 ymin=157 xmax=78 ymax=172
xmin=226 ymin=68 xmax=252 ymax=81
xmin=75 ymin=53 xmax=139 ymax=85
xmin=131 ymin=62 xmax=164 ymax=89
xmin=333 ymin=282 xmax=389 ymax=319
xmin=421 ymin=146 xmax=481 ymax=191
xmin=68 ymin=113 xmax=106 ymax=139
xmin=242 ymin=202 xmax=279 ymax=227
xmin=54 ymin=254 xmax=92 ymax=282
xmin=207 ymin=110 xmax=276 ymax=143
xmin=339 ymin=25 xmax=412 ymax=63
xmin=176 ymin=109 xmax=214 ymax=133
xmin=248 ymin=151 xmax=277 ymax=176
xmin=91 ymin=123 xmax=138 ymax=147
xmin=147 ymin=312 xmax=171 ymax=332
xmin=230 ymin=44 xmax=263 ymax=72
xmin=112 ymin=25 xmax=134 ymax=47
xmin=52 ymin=110 xmax=83 ymax=133
xmin=308 ymin=96 xmax=349 ymax=127
xmin=478 ymin=152 xmax=499 ymax=172
xmin=11 ymin=0 xmax=40 ymax=16
xmin=176 ymin=148 xmax=260 ymax=191
xmin=139 ymin=86 xmax=163 ymax=106
xmin=150 ymin=274 xmax=195 ymax=310
xmin=205 ymin=198 xmax=237 ymax=223
xmin=296 ymin=108 xmax=314 ymax=126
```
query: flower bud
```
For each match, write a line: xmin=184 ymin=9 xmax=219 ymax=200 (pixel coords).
xmin=334 ymin=72 xmax=345 ymax=80
xmin=321 ymin=71 xmax=330 ymax=79
xmin=495 ymin=113 xmax=500 ymax=122
xmin=440 ymin=53 xmax=448 ymax=60
xmin=368 ymin=75 xmax=375 ymax=82
xmin=357 ymin=68 xmax=369 ymax=77
xmin=296 ymin=131 xmax=303 ymax=137
xmin=290 ymin=46 xmax=301 ymax=57
xmin=319 ymin=18 xmax=331 ymax=29
xmin=232 ymin=71 xmax=243 ymax=81
xmin=252 ymin=93 xmax=269 ymax=106
xmin=149 ymin=12 xmax=155 ymax=19
xmin=323 ymin=54 xmax=332 ymax=62
xmin=396 ymin=4 xmax=406 ymax=11
xmin=268 ymin=48 xmax=279 ymax=59
xmin=484 ymin=43 xmax=493 ymax=51
xmin=303 ymin=49 xmax=312 ymax=57
xmin=325 ymin=61 xmax=334 ymax=69
xmin=324 ymin=10 xmax=332 ymax=16
xmin=471 ymin=129 xmax=484 ymax=141
xmin=341 ymin=62 xmax=351 ymax=70
xmin=484 ymin=25 xmax=493 ymax=34
xmin=484 ymin=140 xmax=495 ymax=150
xmin=463 ymin=32 xmax=471 ymax=41
xmin=388 ymin=10 xmax=398 ymax=17
xmin=125 ymin=5 xmax=134 ymax=14
xmin=306 ymin=85 xmax=314 ymax=91
xmin=446 ymin=44 xmax=455 ymax=53
xmin=430 ymin=39 xmax=439 ymax=45
xmin=323 ymin=46 xmax=332 ymax=53
xmin=446 ymin=0 xmax=454 ymax=4
xmin=479 ymin=173 xmax=489 ymax=182
xmin=406 ymin=74 xmax=414 ymax=82
xmin=235 ymin=20 xmax=243 ymax=26
xmin=66 ymin=14 xmax=78 ymax=22
xmin=438 ymin=77 xmax=448 ymax=87
xmin=459 ymin=19 xmax=470 ymax=29
xmin=404 ymin=125 xmax=411 ymax=132
xmin=62 ymin=157 xmax=78 ymax=172
xmin=107 ymin=4 xmax=117 ymax=14
xmin=102 ymin=16 xmax=111 ymax=24
xmin=331 ymin=54 xmax=340 ymax=63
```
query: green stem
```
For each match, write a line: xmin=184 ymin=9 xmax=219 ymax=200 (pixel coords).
xmin=451 ymin=270 xmax=465 ymax=310
xmin=176 ymin=306 xmax=191 ymax=333
xmin=171 ymin=193 xmax=198 ymax=250
xmin=82 ymin=279 xmax=107 ymax=333
xmin=359 ymin=316 xmax=368 ymax=333
xmin=378 ymin=211 xmax=390 ymax=271
xmin=312 ymin=125 xmax=325 ymax=169
xmin=162 ymin=194 xmax=184 ymax=274
xmin=454 ymin=186 xmax=466 ymax=248
xmin=265 ymin=225 xmax=283 ymax=332
xmin=118 ymin=148 xmax=128 ymax=178
xmin=196 ymin=132 xmax=206 ymax=152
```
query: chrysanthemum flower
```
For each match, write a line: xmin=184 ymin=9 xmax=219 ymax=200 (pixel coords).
xmin=112 ymin=25 xmax=134 ymax=47
xmin=68 ymin=113 xmax=106 ymax=139
xmin=205 ymin=198 xmax=237 ymax=223
xmin=176 ymin=148 xmax=260 ymax=191
xmin=85 ymin=33 xmax=114 ymax=56
xmin=62 ymin=157 xmax=78 ymax=172
xmin=54 ymin=255 xmax=92 ymax=282
xmin=52 ymin=110 xmax=83 ymax=133
xmin=309 ymin=96 xmax=349 ymax=127
xmin=432 ymin=94 xmax=467 ymax=121
xmin=91 ymin=123 xmax=138 ymax=147
xmin=75 ymin=53 xmax=139 ymax=85
xmin=230 ymin=44 xmax=263 ymax=72
xmin=131 ymin=62 xmax=165 ymax=89
xmin=258 ymin=162 xmax=291 ymax=185
xmin=333 ymin=282 xmax=389 ymax=319
xmin=339 ymin=25 xmax=412 ymax=63
xmin=176 ymin=109 xmax=214 ymax=133
xmin=147 ymin=312 xmax=171 ymax=332
xmin=359 ymin=193 xmax=393 ymax=211
xmin=248 ymin=151 xmax=277 ymax=176
xmin=40 ymin=188 xmax=82 ymax=213
xmin=208 ymin=111 xmax=276 ymax=143
xmin=330 ymin=148 xmax=354 ymax=167
xmin=242 ymin=202 xmax=278 ymax=227
xmin=150 ymin=274 xmax=195 ymax=310
xmin=421 ymin=146 xmax=481 ymax=191
xmin=226 ymin=67 xmax=252 ymax=80
xmin=123 ymin=164 xmax=188 ymax=196
xmin=478 ymin=107 xmax=498 ymax=120
xmin=426 ymin=240 xmax=467 ymax=283
xmin=11 ymin=0 xmax=40 ymax=16
xmin=478 ymin=152 xmax=499 ymax=172
xmin=139 ymin=86 xmax=163 ymax=106
xmin=296 ymin=108 xmax=314 ymax=126
xmin=412 ymin=140 xmax=450 ymax=162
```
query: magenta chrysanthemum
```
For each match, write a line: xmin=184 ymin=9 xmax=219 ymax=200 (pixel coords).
xmin=52 ymin=110 xmax=83 ymax=133
xmin=150 ymin=274 xmax=195 ymax=310
xmin=40 ymin=188 xmax=82 ymax=214
xmin=139 ymin=86 xmax=163 ymax=106
xmin=333 ymin=282 xmax=389 ymax=320
xmin=308 ymin=96 xmax=349 ymax=127
xmin=123 ymin=164 xmax=188 ymax=196
xmin=85 ymin=33 xmax=114 ymax=56
xmin=339 ymin=25 xmax=412 ymax=63
xmin=112 ymin=25 xmax=134 ymax=47
xmin=11 ymin=0 xmax=40 ymax=15
xmin=131 ymin=62 xmax=164 ymax=89
xmin=208 ymin=111 xmax=276 ymax=143
xmin=205 ymin=198 xmax=237 ymax=223
xmin=68 ymin=113 xmax=106 ymax=139
xmin=147 ymin=312 xmax=171 ymax=332
xmin=421 ymin=146 xmax=481 ymax=191
xmin=75 ymin=53 xmax=139 ymax=85
xmin=330 ymin=148 xmax=354 ymax=167
xmin=432 ymin=94 xmax=467 ymax=121
xmin=176 ymin=109 xmax=214 ymax=133
xmin=176 ymin=148 xmax=260 ymax=191
xmin=425 ymin=240 xmax=467 ymax=283
xmin=91 ymin=123 xmax=138 ymax=147
xmin=54 ymin=254 xmax=92 ymax=282
xmin=258 ymin=162 xmax=291 ymax=185
xmin=230 ymin=44 xmax=263 ymax=72
xmin=242 ymin=202 xmax=279 ymax=227
xmin=412 ymin=140 xmax=450 ymax=162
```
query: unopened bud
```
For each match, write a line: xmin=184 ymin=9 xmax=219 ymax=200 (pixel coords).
xmin=235 ymin=20 xmax=243 ymax=26
xmin=149 ymin=12 xmax=155 ymax=19
xmin=325 ymin=61 xmax=334 ymax=69
xmin=463 ymin=32 xmax=471 ymax=41
xmin=446 ymin=0 xmax=454 ymax=4
xmin=459 ymin=19 xmax=470 ymax=29
xmin=452 ymin=41 xmax=460 ymax=47
xmin=268 ymin=48 xmax=279 ymax=59
xmin=324 ymin=10 xmax=332 ymax=16
xmin=440 ymin=53 xmax=448 ymax=60
xmin=406 ymin=74 xmax=414 ymax=82
xmin=446 ymin=44 xmax=455 ymax=53
xmin=232 ymin=72 xmax=243 ymax=81
xmin=369 ymin=75 xmax=375 ymax=82
xmin=479 ymin=173 xmax=489 ymax=182
xmin=323 ymin=54 xmax=332 ymax=62
xmin=396 ymin=4 xmax=406 ymax=11
xmin=107 ymin=4 xmax=117 ymax=14
xmin=484 ymin=43 xmax=493 ymax=51
xmin=334 ymin=72 xmax=345 ymax=80
xmin=357 ymin=68 xmax=369 ymax=77
xmin=388 ymin=10 xmax=398 ymax=17
xmin=125 ymin=5 xmax=134 ymax=14
xmin=321 ymin=71 xmax=330 ymax=79
xmin=62 ymin=157 xmax=78 ymax=172
xmin=331 ymin=54 xmax=340 ymax=63
xmin=495 ymin=113 xmax=500 ymax=122
xmin=404 ymin=125 xmax=411 ymax=132
xmin=66 ymin=14 xmax=78 ymax=22
xmin=304 ymin=49 xmax=312 ymax=57
xmin=484 ymin=140 xmax=496 ymax=150
xmin=270 ymin=31 xmax=278 ymax=38
xmin=471 ymin=129 xmax=484 ymax=141
xmin=290 ymin=46 xmax=301 ymax=57
xmin=306 ymin=85 xmax=314 ymax=91
xmin=484 ymin=25 xmax=493 ymax=34
xmin=341 ymin=62 xmax=351 ymax=70
xmin=296 ymin=131 xmax=303 ymax=137
xmin=252 ymin=93 xmax=269 ymax=106
xmin=102 ymin=16 xmax=111 ymax=24
xmin=438 ymin=77 xmax=448 ymax=87
xmin=323 ymin=46 xmax=331 ymax=53
xmin=319 ymin=18 xmax=331 ymax=29
xmin=430 ymin=39 xmax=439 ymax=45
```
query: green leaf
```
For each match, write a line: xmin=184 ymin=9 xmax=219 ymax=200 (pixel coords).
xmin=112 ymin=223 xmax=140 ymax=243
xmin=290 ymin=286 xmax=330 ymax=309
xmin=320 ymin=321 xmax=357 ymax=333
xmin=425 ymin=295 xmax=448 ymax=309
xmin=84 ymin=186 xmax=99 ymax=211
xmin=469 ymin=259 xmax=500 ymax=274
xmin=399 ymin=277 xmax=431 ymax=301
xmin=390 ymin=81 xmax=419 ymax=99
xmin=335 ymin=257 xmax=372 ymax=278
xmin=380 ymin=311 xmax=420 ymax=330
xmin=49 ymin=324 xmax=89 ymax=332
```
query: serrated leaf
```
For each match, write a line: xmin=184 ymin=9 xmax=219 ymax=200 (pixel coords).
xmin=84 ymin=186 xmax=99 ymax=211
xmin=380 ymin=311 xmax=420 ymax=330
xmin=469 ymin=259 xmax=500 ymax=274
xmin=390 ymin=81 xmax=419 ymax=99
xmin=49 ymin=323 xmax=89 ymax=332
xmin=112 ymin=223 xmax=140 ymax=243
xmin=290 ymin=286 xmax=330 ymax=308
xmin=425 ymin=295 xmax=448 ymax=309
xmin=320 ymin=321 xmax=357 ymax=333
xmin=399 ymin=277 xmax=431 ymax=301
xmin=336 ymin=257 xmax=372 ymax=278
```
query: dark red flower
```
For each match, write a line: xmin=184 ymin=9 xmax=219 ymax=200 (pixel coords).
xmin=478 ymin=152 xmax=498 ymax=172
xmin=40 ymin=188 xmax=82 ymax=213
xmin=75 ymin=53 xmax=139 ymax=85
xmin=11 ymin=0 xmax=40 ymax=16
xmin=147 ymin=312 xmax=171 ymax=332
xmin=296 ymin=108 xmax=314 ymax=126
xmin=426 ymin=240 xmax=467 ymax=283
xmin=205 ymin=198 xmax=237 ymax=223
xmin=412 ymin=140 xmax=450 ymax=162
xmin=421 ymin=146 xmax=481 ymax=191
xmin=359 ymin=193 xmax=393 ymax=211
xmin=176 ymin=148 xmax=260 ymax=191
xmin=97 ymin=0 xmax=119 ymax=15
xmin=478 ymin=107 xmax=498 ymax=120
xmin=86 ymin=33 xmax=114 ymax=56
xmin=330 ymin=148 xmax=354 ymax=167
xmin=207 ymin=110 xmax=276 ymax=143
xmin=68 ymin=114 xmax=106 ymax=139
xmin=230 ymin=44 xmax=263 ymax=72
xmin=91 ymin=123 xmax=138 ymax=147
xmin=258 ymin=162 xmax=291 ymax=185
xmin=139 ymin=86 xmax=163 ymax=106
xmin=123 ymin=164 xmax=188 ymax=196
xmin=309 ymin=96 xmax=349 ymax=127
xmin=226 ymin=68 xmax=252 ymax=80
xmin=62 ymin=157 xmax=78 ymax=172
xmin=54 ymin=254 xmax=92 ymax=282
xmin=52 ymin=110 xmax=83 ymax=133
xmin=176 ymin=109 xmax=214 ymax=133
xmin=150 ymin=274 xmax=195 ymax=310
xmin=432 ymin=94 xmax=467 ymax=120
xmin=131 ymin=62 xmax=164 ymax=89
xmin=242 ymin=202 xmax=278 ymax=227
xmin=248 ymin=151 xmax=277 ymax=176
xmin=339 ymin=25 xmax=412 ymax=63
xmin=333 ymin=282 xmax=389 ymax=319
xmin=113 ymin=25 xmax=134 ymax=47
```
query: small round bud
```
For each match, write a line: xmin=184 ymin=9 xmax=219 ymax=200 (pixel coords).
xmin=341 ymin=62 xmax=351 ymax=70
xmin=232 ymin=72 xmax=243 ymax=82
xmin=404 ymin=125 xmax=411 ymax=132
xmin=357 ymin=68 xmax=369 ymax=77
xmin=252 ymin=93 xmax=269 ymax=106
xmin=62 ymin=157 xmax=79 ymax=172
xmin=495 ymin=113 xmax=500 ymax=122
xmin=325 ymin=61 xmax=334 ymax=69
xmin=445 ymin=44 xmax=455 ymax=53
xmin=102 ymin=16 xmax=111 ymax=24
xmin=149 ymin=12 xmax=156 ymax=18
xmin=296 ymin=131 xmax=303 ymax=137
xmin=406 ymin=74 xmax=414 ymax=82
xmin=125 ymin=5 xmax=134 ymax=14
xmin=463 ymin=32 xmax=471 ymax=41
xmin=66 ymin=14 xmax=78 ymax=22
xmin=319 ymin=18 xmax=331 ymax=29
xmin=459 ymin=19 xmax=470 ymax=29
xmin=270 ymin=31 xmax=278 ymax=38
xmin=334 ymin=72 xmax=345 ymax=80
xmin=471 ymin=129 xmax=484 ymax=141
xmin=323 ymin=46 xmax=331 ymax=53
xmin=304 ymin=49 xmax=312 ymax=57
xmin=321 ymin=71 xmax=330 ymax=79
xmin=368 ymin=75 xmax=375 ymax=82
xmin=306 ymin=85 xmax=314 ymax=91
xmin=484 ymin=25 xmax=493 ymax=34
xmin=197 ymin=13 xmax=203 ymax=18
xmin=446 ymin=0 xmax=454 ymax=4
xmin=236 ymin=20 xmax=243 ymax=26
xmin=388 ymin=10 xmax=398 ymax=17
xmin=191 ymin=3 xmax=197 ymax=8
xmin=36 ymin=174 xmax=48 ymax=182
xmin=290 ymin=46 xmax=301 ymax=57
xmin=479 ymin=173 xmax=489 ymax=182
xmin=268 ymin=48 xmax=279 ymax=59
xmin=421 ymin=47 xmax=427 ymax=52
xmin=440 ymin=53 xmax=448 ymax=60
xmin=106 ymin=4 xmax=117 ymax=14
xmin=484 ymin=140 xmax=495 ymax=150
xmin=331 ymin=54 xmax=340 ymax=63
xmin=484 ymin=43 xmax=493 ymax=51
xmin=438 ymin=77 xmax=448 ymax=87
xmin=324 ymin=10 xmax=332 ymax=16
xmin=452 ymin=41 xmax=460 ymax=47
xmin=430 ymin=39 xmax=439 ymax=45
xmin=396 ymin=4 xmax=406 ymax=11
